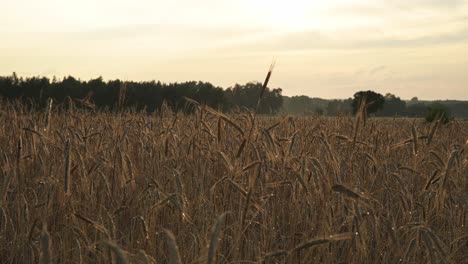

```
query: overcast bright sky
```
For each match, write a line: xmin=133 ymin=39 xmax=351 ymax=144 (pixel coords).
xmin=1 ymin=0 xmax=468 ymax=99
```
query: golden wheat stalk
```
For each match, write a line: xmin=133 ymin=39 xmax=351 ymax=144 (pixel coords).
xmin=40 ymin=224 xmax=52 ymax=264
xmin=163 ymin=229 xmax=182 ymax=264
xmin=205 ymin=212 xmax=229 ymax=264
xmin=64 ymin=139 xmax=71 ymax=195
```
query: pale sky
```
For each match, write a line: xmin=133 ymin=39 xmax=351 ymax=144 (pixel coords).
xmin=1 ymin=0 xmax=468 ymax=99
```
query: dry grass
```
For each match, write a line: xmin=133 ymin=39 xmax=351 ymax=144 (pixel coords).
xmin=0 ymin=101 xmax=467 ymax=263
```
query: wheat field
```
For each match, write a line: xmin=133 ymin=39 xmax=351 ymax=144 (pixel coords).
xmin=0 ymin=101 xmax=467 ymax=263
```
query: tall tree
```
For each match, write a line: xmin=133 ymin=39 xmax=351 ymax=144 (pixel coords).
xmin=381 ymin=93 xmax=406 ymax=116
xmin=351 ymin=90 xmax=385 ymax=115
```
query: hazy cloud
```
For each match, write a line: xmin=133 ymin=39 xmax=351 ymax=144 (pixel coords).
xmin=211 ymin=25 xmax=468 ymax=54
xmin=369 ymin=66 xmax=387 ymax=76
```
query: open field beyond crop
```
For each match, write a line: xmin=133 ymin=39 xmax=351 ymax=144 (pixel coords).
xmin=0 ymin=102 xmax=467 ymax=263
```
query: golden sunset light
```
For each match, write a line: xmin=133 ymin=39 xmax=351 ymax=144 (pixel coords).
xmin=2 ymin=0 xmax=468 ymax=99
xmin=2 ymin=1 xmax=468 ymax=263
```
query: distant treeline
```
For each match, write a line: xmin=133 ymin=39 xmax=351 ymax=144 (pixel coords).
xmin=0 ymin=74 xmax=283 ymax=113
xmin=283 ymin=94 xmax=468 ymax=118
xmin=1 ymin=73 xmax=467 ymax=118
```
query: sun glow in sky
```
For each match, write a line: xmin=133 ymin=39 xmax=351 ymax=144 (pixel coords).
xmin=1 ymin=0 xmax=468 ymax=99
